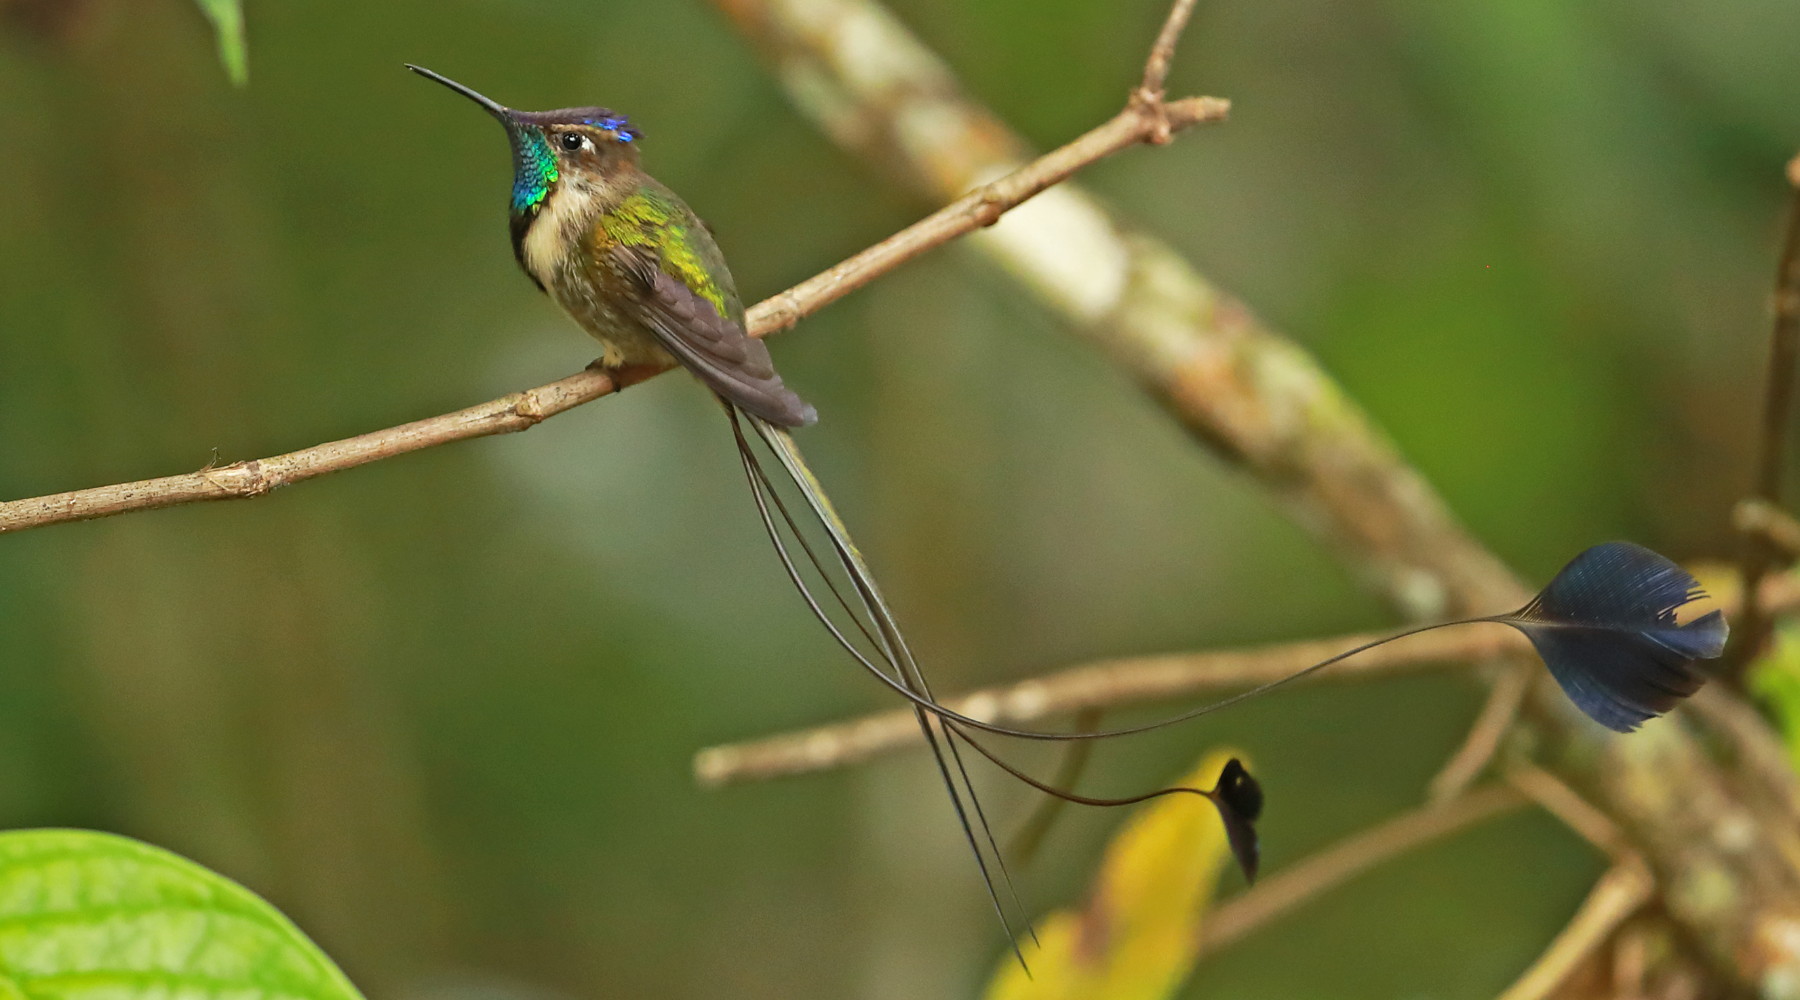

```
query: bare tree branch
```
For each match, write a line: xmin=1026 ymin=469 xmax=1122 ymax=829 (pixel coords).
xmin=0 ymin=74 xmax=1227 ymax=535
xmin=1491 ymin=766 xmax=1654 ymax=1000
xmin=1729 ymin=152 xmax=1800 ymax=677
xmin=1494 ymin=859 xmax=1656 ymax=1000
xmin=1136 ymin=0 xmax=1199 ymax=142
xmin=1507 ymin=763 xmax=1631 ymax=858
xmin=1429 ymin=659 xmax=1532 ymax=803
xmin=0 ymin=368 xmax=622 ymax=533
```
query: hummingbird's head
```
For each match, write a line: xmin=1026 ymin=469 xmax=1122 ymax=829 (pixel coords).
xmin=407 ymin=64 xmax=645 ymax=287
xmin=406 ymin=65 xmax=642 ymax=220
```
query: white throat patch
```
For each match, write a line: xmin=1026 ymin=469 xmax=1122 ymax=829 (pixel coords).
xmin=522 ymin=177 xmax=605 ymax=286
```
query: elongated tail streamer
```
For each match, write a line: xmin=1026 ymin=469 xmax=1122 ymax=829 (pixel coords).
xmin=727 ymin=396 xmax=1717 ymax=947
xmin=726 ymin=407 xmax=1035 ymax=962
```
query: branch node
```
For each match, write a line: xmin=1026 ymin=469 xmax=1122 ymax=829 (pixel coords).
xmin=1130 ymin=86 xmax=1174 ymax=146
xmin=976 ymin=185 xmax=1007 ymax=226
xmin=204 ymin=460 xmax=269 ymax=498
xmin=513 ymin=392 xmax=548 ymax=425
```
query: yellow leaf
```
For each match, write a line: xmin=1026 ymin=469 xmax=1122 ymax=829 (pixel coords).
xmin=982 ymin=749 xmax=1244 ymax=1000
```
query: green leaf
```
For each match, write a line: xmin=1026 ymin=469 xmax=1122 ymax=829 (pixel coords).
xmin=0 ymin=829 xmax=363 ymax=1000
xmin=193 ymin=0 xmax=249 ymax=87
xmin=1750 ymin=619 xmax=1800 ymax=773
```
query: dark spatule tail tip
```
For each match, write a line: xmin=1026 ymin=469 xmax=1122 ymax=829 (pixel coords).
xmin=1208 ymin=758 xmax=1262 ymax=884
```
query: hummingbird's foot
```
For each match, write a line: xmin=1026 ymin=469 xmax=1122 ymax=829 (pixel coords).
xmin=598 ymin=361 xmax=661 ymax=393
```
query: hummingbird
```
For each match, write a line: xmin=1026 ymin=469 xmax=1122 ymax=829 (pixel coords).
xmin=403 ymin=64 xmax=1064 ymax=951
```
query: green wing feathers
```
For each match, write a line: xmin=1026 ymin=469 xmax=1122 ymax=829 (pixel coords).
xmin=599 ymin=185 xmax=741 ymax=324
xmin=599 ymin=181 xmax=815 ymax=427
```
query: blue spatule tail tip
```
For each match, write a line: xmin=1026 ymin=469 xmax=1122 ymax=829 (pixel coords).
xmin=1502 ymin=541 xmax=1728 ymax=732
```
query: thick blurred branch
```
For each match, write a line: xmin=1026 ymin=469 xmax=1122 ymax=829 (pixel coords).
xmin=1730 ymin=152 xmax=1800 ymax=677
xmin=0 ymin=48 xmax=1227 ymax=535
xmin=1686 ymin=684 xmax=1800 ymax=826
xmin=709 ymin=2 xmax=1800 ymax=989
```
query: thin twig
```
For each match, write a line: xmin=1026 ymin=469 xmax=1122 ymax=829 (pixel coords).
xmin=1494 ymin=858 xmax=1657 ymax=1000
xmin=1507 ymin=763 xmax=1630 ymax=858
xmin=0 ymin=94 xmax=1228 ymax=536
xmin=1430 ymin=659 xmax=1533 ymax=802
xmin=1729 ymin=152 xmax=1800 ymax=678
xmin=1494 ymin=766 xmax=1654 ymax=1000
xmin=1195 ymin=785 xmax=1526 ymax=956
xmin=1736 ymin=498 xmax=1800 ymax=564
xmin=746 ymin=94 xmax=1227 ymax=338
xmin=1134 ymin=0 xmax=1200 ymax=144
xmin=0 ymin=368 xmax=621 ymax=533
xmin=1139 ymin=0 xmax=1198 ymax=98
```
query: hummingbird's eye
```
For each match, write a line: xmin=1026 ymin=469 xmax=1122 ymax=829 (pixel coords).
xmin=558 ymin=132 xmax=585 ymax=152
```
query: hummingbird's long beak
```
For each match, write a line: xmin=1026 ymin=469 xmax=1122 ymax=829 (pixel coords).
xmin=405 ymin=64 xmax=514 ymax=125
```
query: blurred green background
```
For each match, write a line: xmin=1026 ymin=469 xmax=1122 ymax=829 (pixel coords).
xmin=0 ymin=0 xmax=1794 ymax=997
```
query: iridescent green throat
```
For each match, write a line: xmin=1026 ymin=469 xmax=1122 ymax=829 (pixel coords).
xmin=512 ymin=127 xmax=558 ymax=213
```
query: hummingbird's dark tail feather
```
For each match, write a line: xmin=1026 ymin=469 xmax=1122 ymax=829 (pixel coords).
xmin=729 ymin=414 xmax=1268 ymax=892
xmin=727 ymin=407 xmax=1035 ymax=965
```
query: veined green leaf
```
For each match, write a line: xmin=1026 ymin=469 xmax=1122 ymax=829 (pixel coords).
xmin=0 ymin=829 xmax=363 ymax=1000
xmin=192 ymin=0 xmax=248 ymax=86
